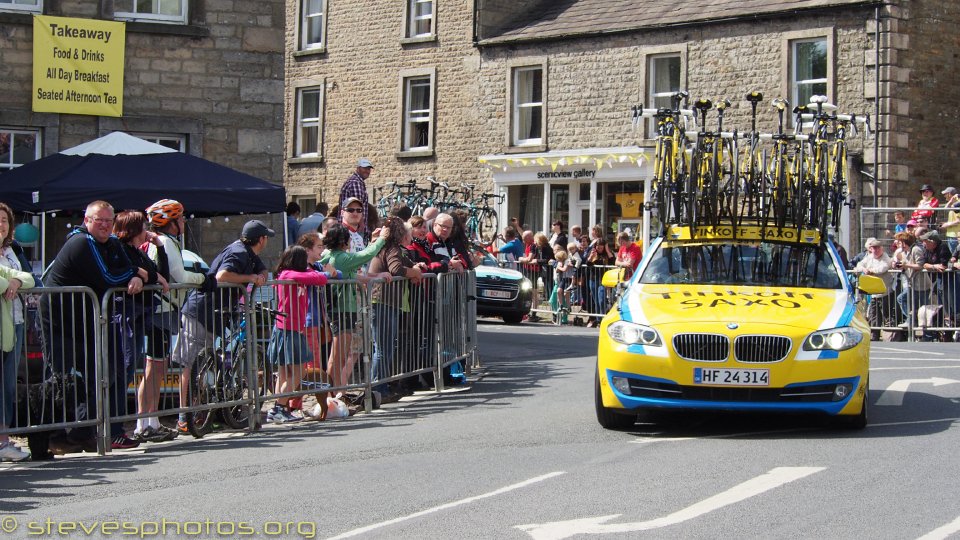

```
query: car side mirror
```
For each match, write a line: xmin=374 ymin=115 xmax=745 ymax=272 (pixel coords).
xmin=601 ymin=268 xmax=625 ymax=288
xmin=857 ymin=274 xmax=887 ymax=296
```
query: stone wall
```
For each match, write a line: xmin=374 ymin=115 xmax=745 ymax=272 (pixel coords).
xmin=284 ymin=0 xmax=483 ymax=207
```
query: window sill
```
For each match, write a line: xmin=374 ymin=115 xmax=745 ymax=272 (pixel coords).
xmin=293 ymin=47 xmax=327 ymax=58
xmin=400 ymin=35 xmax=436 ymax=46
xmin=503 ymin=144 xmax=547 ymax=154
xmin=396 ymin=149 xmax=435 ymax=159
xmin=287 ymin=156 xmax=325 ymax=165
xmin=123 ymin=21 xmax=210 ymax=37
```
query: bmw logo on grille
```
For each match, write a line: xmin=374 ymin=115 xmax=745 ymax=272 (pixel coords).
xmin=727 ymin=323 xmax=739 ymax=330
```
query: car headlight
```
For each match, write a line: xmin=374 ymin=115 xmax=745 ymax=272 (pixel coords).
xmin=607 ymin=321 xmax=662 ymax=346
xmin=520 ymin=278 xmax=533 ymax=292
xmin=802 ymin=327 xmax=862 ymax=351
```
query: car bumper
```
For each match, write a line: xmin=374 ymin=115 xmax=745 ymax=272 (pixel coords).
xmin=597 ymin=322 xmax=869 ymax=417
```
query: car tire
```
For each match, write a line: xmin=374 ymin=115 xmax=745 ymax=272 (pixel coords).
xmin=502 ymin=313 xmax=524 ymax=325
xmin=595 ymin=368 xmax=637 ymax=430
xmin=834 ymin=379 xmax=868 ymax=430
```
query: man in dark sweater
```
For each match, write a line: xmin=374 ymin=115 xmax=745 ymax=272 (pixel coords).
xmin=39 ymin=200 xmax=149 ymax=455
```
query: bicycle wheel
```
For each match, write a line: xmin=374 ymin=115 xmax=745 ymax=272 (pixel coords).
xmin=479 ymin=208 xmax=499 ymax=246
xmin=187 ymin=349 xmax=219 ymax=438
xmin=219 ymin=347 xmax=251 ymax=429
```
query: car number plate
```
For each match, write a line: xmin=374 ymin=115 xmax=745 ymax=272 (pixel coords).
xmin=693 ymin=368 xmax=769 ymax=386
xmin=481 ymin=289 xmax=511 ymax=299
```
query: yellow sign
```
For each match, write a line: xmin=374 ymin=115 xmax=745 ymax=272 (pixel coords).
xmin=32 ymin=15 xmax=125 ymax=117
xmin=666 ymin=224 xmax=821 ymax=244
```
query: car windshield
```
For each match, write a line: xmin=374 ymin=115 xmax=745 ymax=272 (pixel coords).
xmin=639 ymin=240 xmax=842 ymax=289
xmin=476 ymin=250 xmax=500 ymax=268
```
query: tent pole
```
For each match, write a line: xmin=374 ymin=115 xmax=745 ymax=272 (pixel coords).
xmin=40 ymin=212 xmax=46 ymax=271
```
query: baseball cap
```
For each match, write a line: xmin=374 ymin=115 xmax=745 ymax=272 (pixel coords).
xmin=241 ymin=219 xmax=275 ymax=240
xmin=943 ymin=187 xmax=957 ymax=195
xmin=343 ymin=197 xmax=363 ymax=208
xmin=920 ymin=183 xmax=934 ymax=192
xmin=920 ymin=230 xmax=940 ymax=242
xmin=865 ymin=238 xmax=881 ymax=248
xmin=357 ymin=158 xmax=374 ymax=168
xmin=907 ymin=219 xmax=918 ymax=226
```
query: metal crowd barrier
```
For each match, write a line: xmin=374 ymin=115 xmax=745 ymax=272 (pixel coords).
xmin=498 ymin=260 xmax=618 ymax=325
xmin=0 ymin=272 xmax=478 ymax=456
xmin=848 ymin=268 xmax=959 ymax=342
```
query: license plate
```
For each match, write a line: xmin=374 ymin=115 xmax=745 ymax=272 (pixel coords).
xmin=694 ymin=368 xmax=769 ymax=386
xmin=481 ymin=289 xmax=512 ymax=299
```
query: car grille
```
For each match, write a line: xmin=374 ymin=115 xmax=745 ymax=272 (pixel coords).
xmin=734 ymin=335 xmax=792 ymax=363
xmin=673 ymin=334 xmax=729 ymax=362
xmin=476 ymin=279 xmax=519 ymax=301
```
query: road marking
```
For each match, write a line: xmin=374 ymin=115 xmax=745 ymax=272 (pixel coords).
xmin=871 ymin=357 xmax=960 ymax=362
xmin=871 ymin=366 xmax=960 ymax=371
xmin=515 ymin=467 xmax=824 ymax=540
xmin=631 ymin=436 xmax=695 ymax=444
xmin=875 ymin=377 xmax=960 ymax=406
xmin=917 ymin=514 xmax=960 ymax=540
xmin=326 ymin=471 xmax=566 ymax=540
xmin=868 ymin=417 xmax=960 ymax=428
xmin=873 ymin=347 xmax=946 ymax=356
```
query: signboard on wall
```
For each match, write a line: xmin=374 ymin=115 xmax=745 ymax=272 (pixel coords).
xmin=32 ymin=15 xmax=125 ymax=117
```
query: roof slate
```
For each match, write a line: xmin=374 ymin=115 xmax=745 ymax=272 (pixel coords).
xmin=480 ymin=0 xmax=877 ymax=44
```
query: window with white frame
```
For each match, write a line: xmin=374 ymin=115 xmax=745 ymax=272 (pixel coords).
xmin=0 ymin=0 xmax=42 ymax=14
xmin=134 ymin=133 xmax=186 ymax=152
xmin=648 ymin=54 xmax=681 ymax=110
xmin=295 ymin=86 xmax=323 ymax=158
xmin=512 ymin=66 xmax=543 ymax=146
xmin=791 ymin=37 xmax=828 ymax=108
xmin=406 ymin=0 xmax=433 ymax=38
xmin=0 ymin=128 xmax=41 ymax=174
xmin=114 ymin=0 xmax=187 ymax=24
xmin=402 ymin=75 xmax=433 ymax=152
xmin=300 ymin=0 xmax=326 ymax=50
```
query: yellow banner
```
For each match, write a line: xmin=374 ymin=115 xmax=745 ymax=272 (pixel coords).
xmin=32 ymin=15 xmax=125 ymax=117
xmin=666 ymin=225 xmax=822 ymax=244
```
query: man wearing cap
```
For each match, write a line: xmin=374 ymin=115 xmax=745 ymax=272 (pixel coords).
xmin=548 ymin=220 xmax=568 ymax=250
xmin=912 ymin=183 xmax=940 ymax=224
xmin=854 ymin=238 xmax=894 ymax=338
xmin=173 ymin=220 xmax=273 ymax=433
xmin=339 ymin=158 xmax=373 ymax=237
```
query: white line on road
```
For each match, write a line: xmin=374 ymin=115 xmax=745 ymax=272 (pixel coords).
xmin=917 ymin=514 xmax=960 ymax=540
xmin=875 ymin=377 xmax=960 ymax=406
xmin=868 ymin=417 xmax=960 ymax=428
xmin=325 ymin=471 xmax=566 ymax=540
xmin=871 ymin=365 xmax=960 ymax=371
xmin=871 ymin=357 xmax=960 ymax=362
xmin=515 ymin=467 xmax=825 ymax=540
xmin=873 ymin=347 xmax=946 ymax=356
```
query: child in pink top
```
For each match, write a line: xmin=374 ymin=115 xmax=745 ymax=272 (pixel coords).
xmin=266 ymin=245 xmax=338 ymax=423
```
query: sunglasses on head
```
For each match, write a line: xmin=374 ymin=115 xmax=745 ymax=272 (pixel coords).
xmin=343 ymin=208 xmax=363 ymax=214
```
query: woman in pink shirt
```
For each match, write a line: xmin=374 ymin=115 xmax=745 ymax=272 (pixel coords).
xmin=266 ymin=245 xmax=337 ymax=423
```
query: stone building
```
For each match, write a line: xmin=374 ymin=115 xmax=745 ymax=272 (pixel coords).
xmin=0 ymin=0 xmax=286 ymax=264
xmin=288 ymin=0 xmax=956 ymax=248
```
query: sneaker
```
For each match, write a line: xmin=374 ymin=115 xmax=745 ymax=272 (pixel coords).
xmin=111 ymin=435 xmax=140 ymax=450
xmin=0 ymin=442 xmax=30 ymax=462
xmin=134 ymin=426 xmax=175 ymax=444
xmin=156 ymin=424 xmax=179 ymax=441
xmin=266 ymin=405 xmax=302 ymax=424
xmin=176 ymin=419 xmax=190 ymax=435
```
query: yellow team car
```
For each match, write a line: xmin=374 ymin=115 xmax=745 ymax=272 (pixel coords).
xmin=595 ymin=225 xmax=886 ymax=430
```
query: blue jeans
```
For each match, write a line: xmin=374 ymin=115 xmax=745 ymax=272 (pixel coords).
xmin=897 ymin=287 xmax=931 ymax=325
xmin=1 ymin=324 xmax=24 ymax=428
xmin=371 ymin=303 xmax=399 ymax=393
